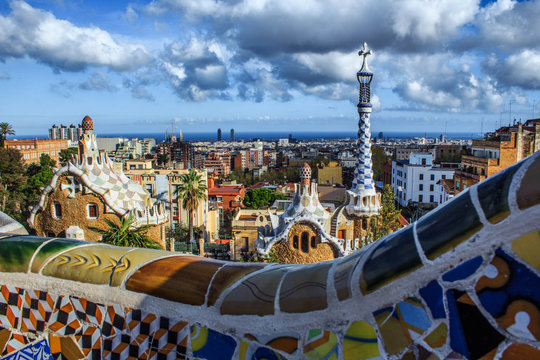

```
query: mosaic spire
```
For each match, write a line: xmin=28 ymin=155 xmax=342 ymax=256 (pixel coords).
xmin=345 ymin=43 xmax=381 ymax=217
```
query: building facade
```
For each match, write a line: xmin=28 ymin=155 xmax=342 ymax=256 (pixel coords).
xmin=391 ymin=153 xmax=455 ymax=207
xmin=4 ymin=138 xmax=69 ymax=165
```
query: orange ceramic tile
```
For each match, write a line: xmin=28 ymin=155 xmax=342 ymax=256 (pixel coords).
xmin=41 ymin=244 xmax=131 ymax=285
xmin=0 ymin=327 xmax=10 ymax=354
xmin=496 ymin=299 xmax=540 ymax=341
xmin=109 ymin=248 xmax=172 ymax=287
xmin=206 ymin=263 xmax=266 ymax=306
xmin=517 ymin=155 xmax=540 ymax=210
xmin=221 ymin=267 xmax=289 ymax=315
xmin=279 ymin=262 xmax=330 ymax=313
xmin=48 ymin=333 xmax=85 ymax=360
xmin=125 ymin=255 xmax=223 ymax=306
xmin=501 ymin=343 xmax=540 ymax=359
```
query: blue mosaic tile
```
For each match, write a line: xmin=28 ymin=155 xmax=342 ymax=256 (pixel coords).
xmin=442 ymin=256 xmax=483 ymax=282
xmin=446 ymin=290 xmax=504 ymax=359
xmin=419 ymin=280 xmax=445 ymax=319
xmin=397 ymin=298 xmax=431 ymax=334
xmin=191 ymin=324 xmax=236 ymax=360
xmin=477 ymin=249 xmax=540 ymax=318
xmin=2 ymin=338 xmax=52 ymax=360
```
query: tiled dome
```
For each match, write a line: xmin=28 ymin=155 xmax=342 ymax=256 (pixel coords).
xmin=82 ymin=115 xmax=93 ymax=131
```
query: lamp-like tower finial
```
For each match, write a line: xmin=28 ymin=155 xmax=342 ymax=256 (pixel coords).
xmin=345 ymin=43 xmax=381 ymax=219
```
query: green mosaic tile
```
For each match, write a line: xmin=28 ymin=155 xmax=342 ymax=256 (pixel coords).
xmin=279 ymin=262 xmax=330 ymax=313
xmin=477 ymin=162 xmax=521 ymax=224
xmin=30 ymin=238 xmax=91 ymax=273
xmin=360 ymin=226 xmax=421 ymax=294
xmin=0 ymin=236 xmax=49 ymax=273
xmin=417 ymin=192 xmax=483 ymax=260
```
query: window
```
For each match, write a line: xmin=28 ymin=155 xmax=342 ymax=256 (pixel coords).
xmin=430 ymin=174 xmax=435 ymax=181
xmin=419 ymin=174 xmax=423 ymax=180
xmin=172 ymin=206 xmax=178 ymax=217
xmin=419 ymin=195 xmax=423 ymax=202
xmin=301 ymin=232 xmax=309 ymax=253
xmin=311 ymin=236 xmax=316 ymax=248
xmin=430 ymin=184 xmax=434 ymax=191
xmin=430 ymin=195 xmax=434 ymax=202
xmin=293 ymin=235 xmax=299 ymax=249
xmin=419 ymin=184 xmax=423 ymax=191
xmin=53 ymin=202 xmax=62 ymax=219
xmin=217 ymin=196 xmax=223 ymax=202
xmin=87 ymin=203 xmax=98 ymax=219
xmin=456 ymin=181 xmax=460 ymax=189
xmin=421 ymin=158 xmax=426 ymax=165
xmin=442 ymin=175 xmax=446 ymax=180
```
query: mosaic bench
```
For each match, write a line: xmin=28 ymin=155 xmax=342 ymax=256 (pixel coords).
xmin=0 ymin=153 xmax=539 ymax=359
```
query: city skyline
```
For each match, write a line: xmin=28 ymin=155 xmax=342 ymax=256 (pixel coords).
xmin=1 ymin=0 xmax=540 ymax=136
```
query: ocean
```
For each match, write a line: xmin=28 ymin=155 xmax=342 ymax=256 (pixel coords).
xmin=18 ymin=131 xmax=478 ymax=142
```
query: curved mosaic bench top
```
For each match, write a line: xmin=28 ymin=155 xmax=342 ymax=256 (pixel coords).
xmin=0 ymin=153 xmax=539 ymax=359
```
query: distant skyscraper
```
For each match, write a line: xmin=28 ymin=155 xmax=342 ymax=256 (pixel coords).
xmin=217 ymin=128 xmax=222 ymax=141
xmin=230 ymin=129 xmax=235 ymax=142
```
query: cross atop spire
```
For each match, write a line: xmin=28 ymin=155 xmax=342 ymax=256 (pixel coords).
xmin=358 ymin=42 xmax=372 ymax=73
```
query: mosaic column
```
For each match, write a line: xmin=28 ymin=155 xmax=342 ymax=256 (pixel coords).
xmin=345 ymin=43 xmax=381 ymax=240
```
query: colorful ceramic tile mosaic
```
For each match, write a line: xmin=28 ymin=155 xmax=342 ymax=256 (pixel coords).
xmin=0 ymin=152 xmax=538 ymax=359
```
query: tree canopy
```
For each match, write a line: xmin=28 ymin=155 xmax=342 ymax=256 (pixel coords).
xmin=370 ymin=184 xmax=402 ymax=241
xmin=243 ymin=188 xmax=286 ymax=209
xmin=0 ymin=122 xmax=15 ymax=147
xmin=58 ymin=147 xmax=78 ymax=166
xmin=175 ymin=170 xmax=208 ymax=242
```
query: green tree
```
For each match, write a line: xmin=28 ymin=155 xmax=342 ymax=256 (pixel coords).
xmin=371 ymin=184 xmax=402 ymax=241
xmin=175 ymin=170 xmax=208 ymax=242
xmin=243 ymin=188 xmax=286 ymax=209
xmin=166 ymin=224 xmax=202 ymax=243
xmin=58 ymin=147 xmax=78 ymax=166
xmin=371 ymin=146 xmax=389 ymax=181
xmin=0 ymin=148 xmax=25 ymax=218
xmin=0 ymin=122 xmax=15 ymax=147
xmin=157 ymin=153 xmax=169 ymax=167
xmin=88 ymin=215 xmax=161 ymax=248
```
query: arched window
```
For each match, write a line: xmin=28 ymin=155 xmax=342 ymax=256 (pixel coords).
xmin=362 ymin=219 xmax=368 ymax=230
xmin=87 ymin=203 xmax=98 ymax=219
xmin=301 ymin=232 xmax=309 ymax=253
xmin=52 ymin=202 xmax=62 ymax=219
xmin=311 ymin=236 xmax=316 ymax=248
xmin=292 ymin=235 xmax=299 ymax=249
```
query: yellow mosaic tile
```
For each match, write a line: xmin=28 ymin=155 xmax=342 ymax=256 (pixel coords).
xmin=424 ymin=323 xmax=447 ymax=349
xmin=41 ymin=244 xmax=131 ymax=285
xmin=511 ymin=231 xmax=540 ymax=271
xmin=109 ymin=248 xmax=171 ymax=287
xmin=374 ymin=309 xmax=410 ymax=355
xmin=343 ymin=320 xmax=379 ymax=360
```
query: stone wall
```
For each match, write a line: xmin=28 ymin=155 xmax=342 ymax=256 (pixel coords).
xmin=0 ymin=153 xmax=538 ymax=359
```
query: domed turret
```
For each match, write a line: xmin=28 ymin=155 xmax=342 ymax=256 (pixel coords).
xmin=82 ymin=115 xmax=94 ymax=133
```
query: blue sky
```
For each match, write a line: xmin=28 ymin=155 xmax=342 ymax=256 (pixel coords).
xmin=1 ymin=0 xmax=539 ymax=136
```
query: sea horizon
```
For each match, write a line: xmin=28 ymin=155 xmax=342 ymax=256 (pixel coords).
xmin=13 ymin=130 xmax=480 ymax=142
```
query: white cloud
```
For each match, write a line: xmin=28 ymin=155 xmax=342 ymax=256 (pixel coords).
xmin=0 ymin=1 xmax=151 ymax=71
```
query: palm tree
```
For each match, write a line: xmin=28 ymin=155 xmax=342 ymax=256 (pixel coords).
xmin=0 ymin=122 xmax=15 ymax=147
xmin=175 ymin=170 xmax=208 ymax=243
xmin=88 ymin=214 xmax=161 ymax=249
